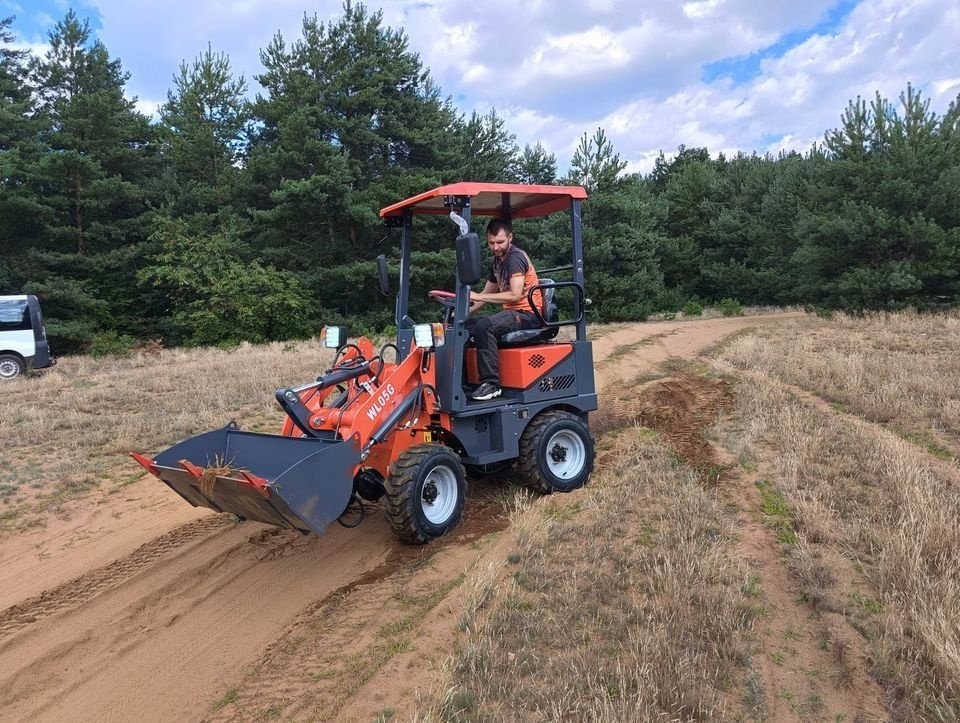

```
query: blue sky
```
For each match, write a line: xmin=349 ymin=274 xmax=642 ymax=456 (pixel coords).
xmin=7 ymin=0 xmax=960 ymax=173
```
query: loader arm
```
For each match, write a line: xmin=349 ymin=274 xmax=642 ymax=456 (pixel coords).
xmin=132 ymin=339 xmax=439 ymax=536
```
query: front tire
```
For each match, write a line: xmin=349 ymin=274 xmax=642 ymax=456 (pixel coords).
xmin=385 ymin=444 xmax=466 ymax=544
xmin=0 ymin=354 xmax=25 ymax=380
xmin=519 ymin=410 xmax=595 ymax=493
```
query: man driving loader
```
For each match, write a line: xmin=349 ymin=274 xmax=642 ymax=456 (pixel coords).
xmin=465 ymin=218 xmax=544 ymax=401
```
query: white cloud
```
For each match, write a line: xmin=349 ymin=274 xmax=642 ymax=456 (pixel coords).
xmin=462 ymin=63 xmax=491 ymax=85
xmin=62 ymin=0 xmax=960 ymax=178
xmin=524 ymin=26 xmax=631 ymax=78
xmin=683 ymin=0 xmax=723 ymax=21
xmin=933 ymin=78 xmax=960 ymax=96
xmin=134 ymin=96 xmax=163 ymax=120
xmin=10 ymin=39 xmax=50 ymax=58
xmin=575 ymin=0 xmax=960 ymax=172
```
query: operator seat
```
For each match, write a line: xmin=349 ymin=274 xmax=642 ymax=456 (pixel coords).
xmin=498 ymin=279 xmax=559 ymax=348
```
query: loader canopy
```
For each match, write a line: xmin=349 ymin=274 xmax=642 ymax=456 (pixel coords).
xmin=379 ymin=182 xmax=587 ymax=220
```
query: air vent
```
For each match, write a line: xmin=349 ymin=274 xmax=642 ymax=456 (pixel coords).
xmin=539 ymin=374 xmax=575 ymax=392
xmin=529 ymin=353 xmax=546 ymax=368
xmin=474 ymin=417 xmax=489 ymax=433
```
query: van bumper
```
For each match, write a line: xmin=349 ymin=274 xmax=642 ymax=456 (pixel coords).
xmin=28 ymin=341 xmax=55 ymax=370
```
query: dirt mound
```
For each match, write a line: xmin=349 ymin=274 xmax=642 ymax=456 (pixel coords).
xmin=594 ymin=374 xmax=733 ymax=472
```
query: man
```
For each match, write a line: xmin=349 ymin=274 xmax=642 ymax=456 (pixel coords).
xmin=465 ymin=218 xmax=544 ymax=401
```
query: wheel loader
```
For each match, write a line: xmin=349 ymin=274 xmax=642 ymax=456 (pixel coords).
xmin=133 ymin=183 xmax=598 ymax=544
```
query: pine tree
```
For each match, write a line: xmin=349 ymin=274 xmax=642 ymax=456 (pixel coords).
xmin=19 ymin=10 xmax=162 ymax=350
xmin=566 ymin=128 xmax=626 ymax=193
xmin=159 ymin=43 xmax=248 ymax=220
xmin=0 ymin=15 xmax=44 ymax=274
xmin=456 ymin=108 xmax=520 ymax=182
xmin=247 ymin=1 xmax=462 ymax=326
xmin=517 ymin=142 xmax=557 ymax=185
xmin=797 ymin=85 xmax=960 ymax=308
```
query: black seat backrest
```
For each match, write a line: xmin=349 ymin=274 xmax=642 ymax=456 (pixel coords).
xmin=541 ymin=282 xmax=557 ymax=322
xmin=498 ymin=279 xmax=559 ymax=347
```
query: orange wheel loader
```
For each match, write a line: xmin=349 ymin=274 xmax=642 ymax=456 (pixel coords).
xmin=133 ymin=183 xmax=598 ymax=544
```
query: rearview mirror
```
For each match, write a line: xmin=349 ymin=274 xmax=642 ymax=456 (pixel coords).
xmin=455 ymin=233 xmax=482 ymax=286
xmin=376 ymin=254 xmax=390 ymax=295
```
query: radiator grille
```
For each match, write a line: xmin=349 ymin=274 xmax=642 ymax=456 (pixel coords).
xmin=539 ymin=374 xmax=575 ymax=392
xmin=529 ymin=353 xmax=546 ymax=368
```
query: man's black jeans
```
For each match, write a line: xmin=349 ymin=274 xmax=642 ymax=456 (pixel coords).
xmin=465 ymin=309 xmax=542 ymax=385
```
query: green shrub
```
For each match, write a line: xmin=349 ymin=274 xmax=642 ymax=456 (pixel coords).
xmin=718 ymin=298 xmax=744 ymax=317
xmin=682 ymin=301 xmax=703 ymax=316
xmin=88 ymin=330 xmax=137 ymax=358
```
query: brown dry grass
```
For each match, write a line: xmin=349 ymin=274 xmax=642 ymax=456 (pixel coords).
xmin=720 ymin=310 xmax=960 ymax=460
xmin=0 ymin=339 xmax=338 ymax=531
xmin=423 ymin=430 xmax=759 ymax=721
xmin=713 ymin=314 xmax=960 ymax=721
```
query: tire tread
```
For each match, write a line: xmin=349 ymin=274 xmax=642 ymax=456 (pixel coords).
xmin=518 ymin=410 xmax=594 ymax=493
xmin=384 ymin=444 xmax=464 ymax=545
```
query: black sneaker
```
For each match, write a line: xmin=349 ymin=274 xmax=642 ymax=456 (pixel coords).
xmin=470 ymin=382 xmax=501 ymax=401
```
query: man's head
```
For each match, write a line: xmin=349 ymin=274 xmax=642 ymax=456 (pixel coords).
xmin=486 ymin=218 xmax=513 ymax=259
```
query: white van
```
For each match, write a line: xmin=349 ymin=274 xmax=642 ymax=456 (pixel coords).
xmin=0 ymin=295 xmax=55 ymax=379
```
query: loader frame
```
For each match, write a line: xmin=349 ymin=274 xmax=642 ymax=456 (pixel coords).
xmin=382 ymin=187 xmax=597 ymax=466
xmin=134 ymin=183 xmax=599 ymax=544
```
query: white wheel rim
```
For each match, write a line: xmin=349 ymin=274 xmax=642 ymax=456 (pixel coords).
xmin=545 ymin=429 xmax=586 ymax=480
xmin=421 ymin=464 xmax=458 ymax=524
xmin=0 ymin=360 xmax=20 ymax=379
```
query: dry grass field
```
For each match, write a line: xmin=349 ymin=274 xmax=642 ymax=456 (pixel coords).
xmin=1 ymin=312 xmax=957 ymax=721
xmin=0 ymin=339 xmax=339 ymax=532
xmin=417 ymin=311 xmax=959 ymax=721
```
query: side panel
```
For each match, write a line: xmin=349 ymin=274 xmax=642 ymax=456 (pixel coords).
xmin=450 ymin=398 xmax=597 ymax=466
xmin=0 ymin=297 xmax=36 ymax=360
xmin=448 ymin=339 xmax=598 ymax=465
xmin=0 ymin=329 xmax=35 ymax=359
xmin=464 ymin=343 xmax=573 ymax=389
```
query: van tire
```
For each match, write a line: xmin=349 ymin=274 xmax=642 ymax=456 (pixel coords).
xmin=0 ymin=354 xmax=24 ymax=380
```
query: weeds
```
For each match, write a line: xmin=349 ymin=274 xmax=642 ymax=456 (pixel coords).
xmin=756 ymin=480 xmax=798 ymax=546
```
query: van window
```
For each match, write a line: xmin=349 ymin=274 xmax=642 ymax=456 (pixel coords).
xmin=0 ymin=299 xmax=32 ymax=332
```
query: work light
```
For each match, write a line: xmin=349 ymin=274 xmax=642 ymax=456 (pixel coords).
xmin=413 ymin=323 xmax=445 ymax=349
xmin=321 ymin=325 xmax=348 ymax=349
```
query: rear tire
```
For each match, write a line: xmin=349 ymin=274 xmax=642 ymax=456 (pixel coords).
xmin=0 ymin=354 xmax=24 ymax=380
xmin=518 ymin=410 xmax=595 ymax=493
xmin=385 ymin=444 xmax=466 ymax=544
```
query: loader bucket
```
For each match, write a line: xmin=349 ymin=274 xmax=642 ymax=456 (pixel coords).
xmin=136 ymin=424 xmax=360 ymax=535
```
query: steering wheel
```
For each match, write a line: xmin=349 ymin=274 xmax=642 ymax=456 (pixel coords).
xmin=428 ymin=289 xmax=457 ymax=310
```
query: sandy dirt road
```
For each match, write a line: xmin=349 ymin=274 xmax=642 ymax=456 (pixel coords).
xmin=0 ymin=313 xmax=799 ymax=722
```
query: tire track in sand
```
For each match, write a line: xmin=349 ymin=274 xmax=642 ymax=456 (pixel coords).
xmin=0 ymin=515 xmax=232 ymax=641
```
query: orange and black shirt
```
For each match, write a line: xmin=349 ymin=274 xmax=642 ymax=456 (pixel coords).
xmin=490 ymin=245 xmax=543 ymax=314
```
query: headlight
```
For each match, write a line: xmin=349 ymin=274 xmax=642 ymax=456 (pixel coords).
xmin=322 ymin=325 xmax=348 ymax=349
xmin=413 ymin=323 xmax=445 ymax=349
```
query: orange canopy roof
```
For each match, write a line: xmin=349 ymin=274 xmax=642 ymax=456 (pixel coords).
xmin=379 ymin=182 xmax=588 ymax=220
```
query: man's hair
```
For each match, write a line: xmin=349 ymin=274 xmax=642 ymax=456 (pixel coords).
xmin=486 ymin=218 xmax=512 ymax=237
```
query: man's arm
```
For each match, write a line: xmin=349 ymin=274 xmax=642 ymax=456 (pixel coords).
xmin=470 ymin=275 xmax=525 ymax=307
xmin=469 ymin=280 xmax=499 ymax=312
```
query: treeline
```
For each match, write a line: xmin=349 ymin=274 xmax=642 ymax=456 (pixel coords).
xmin=1 ymin=4 xmax=958 ymax=354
